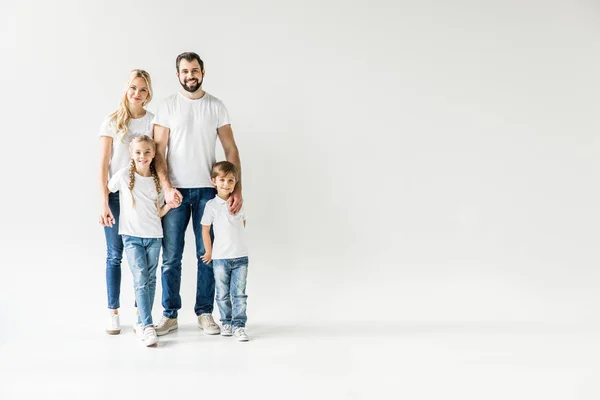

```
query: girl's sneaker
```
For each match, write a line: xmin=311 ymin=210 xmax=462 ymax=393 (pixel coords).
xmin=221 ymin=324 xmax=233 ymax=336
xmin=106 ymin=313 xmax=121 ymax=335
xmin=234 ymin=327 xmax=249 ymax=342
xmin=140 ymin=326 xmax=158 ymax=347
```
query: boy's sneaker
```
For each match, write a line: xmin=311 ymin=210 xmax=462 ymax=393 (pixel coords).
xmin=221 ymin=324 xmax=233 ymax=336
xmin=155 ymin=316 xmax=178 ymax=336
xmin=197 ymin=314 xmax=220 ymax=335
xmin=140 ymin=326 xmax=158 ymax=347
xmin=106 ymin=313 xmax=121 ymax=335
xmin=234 ymin=327 xmax=249 ymax=342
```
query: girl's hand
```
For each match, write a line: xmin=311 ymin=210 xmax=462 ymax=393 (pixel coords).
xmin=201 ymin=252 xmax=212 ymax=264
xmin=99 ymin=204 xmax=115 ymax=227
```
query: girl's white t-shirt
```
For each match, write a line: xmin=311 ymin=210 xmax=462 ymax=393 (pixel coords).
xmin=107 ymin=167 xmax=165 ymax=238
xmin=99 ymin=111 xmax=154 ymax=179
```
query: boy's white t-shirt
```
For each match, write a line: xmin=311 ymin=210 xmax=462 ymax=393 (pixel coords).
xmin=201 ymin=196 xmax=247 ymax=259
xmin=152 ymin=92 xmax=230 ymax=188
xmin=107 ymin=167 xmax=165 ymax=238
xmin=99 ymin=111 xmax=154 ymax=179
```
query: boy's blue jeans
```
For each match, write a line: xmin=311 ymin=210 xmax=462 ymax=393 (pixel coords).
xmin=103 ymin=192 xmax=123 ymax=309
xmin=123 ymin=235 xmax=161 ymax=327
xmin=213 ymin=257 xmax=249 ymax=328
xmin=161 ymin=187 xmax=217 ymax=319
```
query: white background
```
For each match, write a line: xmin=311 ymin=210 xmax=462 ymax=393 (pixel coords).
xmin=1 ymin=0 xmax=600 ymax=398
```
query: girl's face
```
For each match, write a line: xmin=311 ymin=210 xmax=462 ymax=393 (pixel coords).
xmin=130 ymin=141 xmax=155 ymax=172
xmin=127 ymin=77 xmax=149 ymax=106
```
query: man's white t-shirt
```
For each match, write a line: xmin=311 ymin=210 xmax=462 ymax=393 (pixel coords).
xmin=99 ymin=111 xmax=154 ymax=179
xmin=201 ymin=196 xmax=247 ymax=259
xmin=152 ymin=92 xmax=231 ymax=188
xmin=107 ymin=167 xmax=165 ymax=238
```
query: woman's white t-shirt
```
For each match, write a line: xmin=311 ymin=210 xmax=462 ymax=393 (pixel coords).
xmin=99 ymin=111 xmax=154 ymax=179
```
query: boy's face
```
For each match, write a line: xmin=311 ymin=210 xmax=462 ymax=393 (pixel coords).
xmin=212 ymin=171 xmax=237 ymax=197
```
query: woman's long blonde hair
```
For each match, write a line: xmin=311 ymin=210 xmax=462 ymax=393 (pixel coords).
xmin=128 ymin=135 xmax=162 ymax=212
xmin=108 ymin=69 xmax=153 ymax=142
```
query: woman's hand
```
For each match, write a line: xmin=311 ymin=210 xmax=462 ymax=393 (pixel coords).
xmin=99 ymin=203 xmax=115 ymax=227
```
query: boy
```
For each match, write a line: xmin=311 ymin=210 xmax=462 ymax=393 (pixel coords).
xmin=201 ymin=161 xmax=249 ymax=341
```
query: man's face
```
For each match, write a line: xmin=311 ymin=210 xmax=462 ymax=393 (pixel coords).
xmin=177 ymin=59 xmax=204 ymax=93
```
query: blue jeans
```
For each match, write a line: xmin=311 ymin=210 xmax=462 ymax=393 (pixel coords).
xmin=213 ymin=257 xmax=249 ymax=328
xmin=123 ymin=235 xmax=161 ymax=327
xmin=103 ymin=192 xmax=123 ymax=309
xmin=161 ymin=187 xmax=217 ymax=318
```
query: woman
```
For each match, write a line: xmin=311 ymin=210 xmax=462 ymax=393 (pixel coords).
xmin=98 ymin=69 xmax=154 ymax=334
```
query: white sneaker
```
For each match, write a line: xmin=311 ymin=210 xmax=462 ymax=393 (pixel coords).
xmin=197 ymin=313 xmax=220 ymax=335
xmin=106 ymin=313 xmax=120 ymax=335
xmin=140 ymin=326 xmax=158 ymax=347
xmin=234 ymin=327 xmax=249 ymax=342
xmin=133 ymin=322 xmax=141 ymax=334
xmin=221 ymin=324 xmax=233 ymax=336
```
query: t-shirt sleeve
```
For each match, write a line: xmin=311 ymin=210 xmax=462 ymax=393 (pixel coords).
xmin=238 ymin=205 xmax=247 ymax=221
xmin=152 ymin=100 xmax=171 ymax=129
xmin=200 ymin=203 xmax=214 ymax=226
xmin=99 ymin=117 xmax=116 ymax=139
xmin=107 ymin=169 xmax=123 ymax=193
xmin=217 ymin=100 xmax=231 ymax=129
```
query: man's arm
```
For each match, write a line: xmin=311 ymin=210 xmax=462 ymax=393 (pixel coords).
xmin=154 ymin=124 xmax=181 ymax=208
xmin=218 ymin=124 xmax=243 ymax=214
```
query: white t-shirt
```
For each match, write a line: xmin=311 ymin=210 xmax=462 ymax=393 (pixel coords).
xmin=107 ymin=167 xmax=165 ymax=238
xmin=99 ymin=111 xmax=154 ymax=179
xmin=201 ymin=196 xmax=247 ymax=259
xmin=152 ymin=92 xmax=231 ymax=188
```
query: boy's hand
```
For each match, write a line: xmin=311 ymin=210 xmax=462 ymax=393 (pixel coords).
xmin=201 ymin=252 xmax=212 ymax=264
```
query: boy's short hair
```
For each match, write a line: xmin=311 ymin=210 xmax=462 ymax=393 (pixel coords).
xmin=211 ymin=161 xmax=239 ymax=180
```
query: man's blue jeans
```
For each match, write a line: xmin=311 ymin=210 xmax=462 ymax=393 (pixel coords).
xmin=161 ymin=187 xmax=217 ymax=318
xmin=213 ymin=257 xmax=249 ymax=328
xmin=123 ymin=235 xmax=161 ymax=327
xmin=103 ymin=192 xmax=123 ymax=309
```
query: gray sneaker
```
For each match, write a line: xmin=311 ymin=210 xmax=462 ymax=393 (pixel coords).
xmin=155 ymin=316 xmax=178 ymax=336
xmin=197 ymin=313 xmax=220 ymax=335
xmin=221 ymin=324 xmax=233 ymax=336
xmin=234 ymin=327 xmax=249 ymax=342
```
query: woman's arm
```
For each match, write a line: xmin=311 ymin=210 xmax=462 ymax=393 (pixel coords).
xmin=99 ymin=136 xmax=114 ymax=226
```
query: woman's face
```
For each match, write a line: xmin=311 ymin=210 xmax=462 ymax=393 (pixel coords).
xmin=127 ymin=77 xmax=149 ymax=106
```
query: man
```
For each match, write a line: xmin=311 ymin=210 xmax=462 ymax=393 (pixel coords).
xmin=152 ymin=52 xmax=243 ymax=336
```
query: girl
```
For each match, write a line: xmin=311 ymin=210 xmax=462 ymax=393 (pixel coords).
xmin=107 ymin=135 xmax=171 ymax=347
xmin=98 ymin=69 xmax=154 ymax=335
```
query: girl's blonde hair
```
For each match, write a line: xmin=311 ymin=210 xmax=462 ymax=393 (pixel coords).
xmin=108 ymin=69 xmax=153 ymax=142
xmin=128 ymin=135 xmax=161 ymax=213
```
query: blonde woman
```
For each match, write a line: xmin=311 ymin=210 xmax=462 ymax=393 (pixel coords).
xmin=98 ymin=69 xmax=154 ymax=335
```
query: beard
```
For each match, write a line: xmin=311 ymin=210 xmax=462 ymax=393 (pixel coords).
xmin=180 ymin=76 xmax=203 ymax=93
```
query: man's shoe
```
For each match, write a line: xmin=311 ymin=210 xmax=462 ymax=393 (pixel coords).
xmin=155 ymin=316 xmax=178 ymax=336
xmin=197 ymin=313 xmax=220 ymax=335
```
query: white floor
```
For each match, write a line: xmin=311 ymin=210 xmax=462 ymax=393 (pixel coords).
xmin=1 ymin=318 xmax=599 ymax=399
